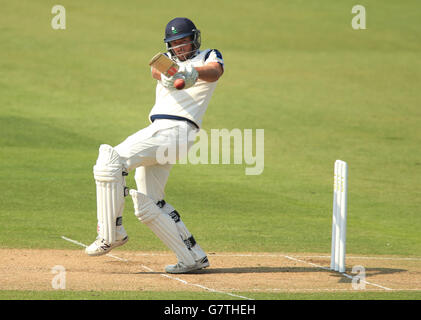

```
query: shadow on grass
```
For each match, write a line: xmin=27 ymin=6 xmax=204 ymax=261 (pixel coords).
xmin=0 ymin=116 xmax=100 ymax=149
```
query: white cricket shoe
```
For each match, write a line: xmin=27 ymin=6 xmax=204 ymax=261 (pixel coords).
xmin=85 ymin=236 xmax=129 ymax=256
xmin=165 ymin=256 xmax=210 ymax=274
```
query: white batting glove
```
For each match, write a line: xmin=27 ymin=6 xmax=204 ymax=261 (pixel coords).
xmin=177 ymin=64 xmax=199 ymax=89
xmin=160 ymin=73 xmax=182 ymax=89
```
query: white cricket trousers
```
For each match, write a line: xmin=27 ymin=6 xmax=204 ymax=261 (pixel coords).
xmin=114 ymin=119 xmax=198 ymax=202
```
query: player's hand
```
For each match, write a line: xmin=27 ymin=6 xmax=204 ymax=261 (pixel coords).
xmin=177 ymin=64 xmax=198 ymax=89
xmin=160 ymin=73 xmax=182 ymax=89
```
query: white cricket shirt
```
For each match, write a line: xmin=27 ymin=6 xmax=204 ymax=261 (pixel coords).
xmin=149 ymin=49 xmax=224 ymax=128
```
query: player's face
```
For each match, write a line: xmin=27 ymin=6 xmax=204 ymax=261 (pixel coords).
xmin=169 ymin=36 xmax=194 ymax=61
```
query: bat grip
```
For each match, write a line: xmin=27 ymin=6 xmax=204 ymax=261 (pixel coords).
xmin=167 ymin=66 xmax=179 ymax=77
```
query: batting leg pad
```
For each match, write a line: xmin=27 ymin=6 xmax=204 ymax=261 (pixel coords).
xmin=93 ymin=144 xmax=128 ymax=244
xmin=159 ymin=201 xmax=207 ymax=262
xmin=130 ymin=189 xmax=195 ymax=266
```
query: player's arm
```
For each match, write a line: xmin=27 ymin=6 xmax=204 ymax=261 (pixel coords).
xmin=195 ymin=62 xmax=224 ymax=82
xmin=153 ymin=63 xmax=223 ymax=82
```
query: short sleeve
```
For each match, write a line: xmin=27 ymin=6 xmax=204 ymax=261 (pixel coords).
xmin=204 ymin=49 xmax=224 ymax=68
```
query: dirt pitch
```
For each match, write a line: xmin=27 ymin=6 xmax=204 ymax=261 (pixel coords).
xmin=1 ymin=248 xmax=420 ymax=296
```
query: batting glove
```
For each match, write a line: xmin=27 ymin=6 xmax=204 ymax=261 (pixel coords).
xmin=160 ymin=73 xmax=182 ymax=89
xmin=177 ymin=64 xmax=199 ymax=89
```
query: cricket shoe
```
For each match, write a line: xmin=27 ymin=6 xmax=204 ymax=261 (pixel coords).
xmin=85 ymin=236 xmax=129 ymax=256
xmin=165 ymin=256 xmax=210 ymax=274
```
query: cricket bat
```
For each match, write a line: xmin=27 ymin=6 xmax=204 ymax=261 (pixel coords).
xmin=149 ymin=53 xmax=179 ymax=77
xmin=149 ymin=53 xmax=185 ymax=89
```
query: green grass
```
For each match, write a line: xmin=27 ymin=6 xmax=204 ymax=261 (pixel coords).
xmin=1 ymin=0 xmax=421 ymax=299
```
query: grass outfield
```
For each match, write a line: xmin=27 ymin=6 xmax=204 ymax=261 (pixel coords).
xmin=1 ymin=0 xmax=421 ymax=300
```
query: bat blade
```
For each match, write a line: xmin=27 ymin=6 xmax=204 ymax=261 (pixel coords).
xmin=149 ymin=53 xmax=179 ymax=77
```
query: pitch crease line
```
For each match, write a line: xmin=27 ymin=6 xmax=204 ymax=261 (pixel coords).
xmin=61 ymin=236 xmax=128 ymax=262
xmin=61 ymin=236 xmax=253 ymax=300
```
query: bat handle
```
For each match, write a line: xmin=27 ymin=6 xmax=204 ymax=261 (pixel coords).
xmin=167 ymin=66 xmax=179 ymax=77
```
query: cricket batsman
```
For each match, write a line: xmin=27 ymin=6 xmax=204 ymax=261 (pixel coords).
xmin=85 ymin=17 xmax=224 ymax=274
